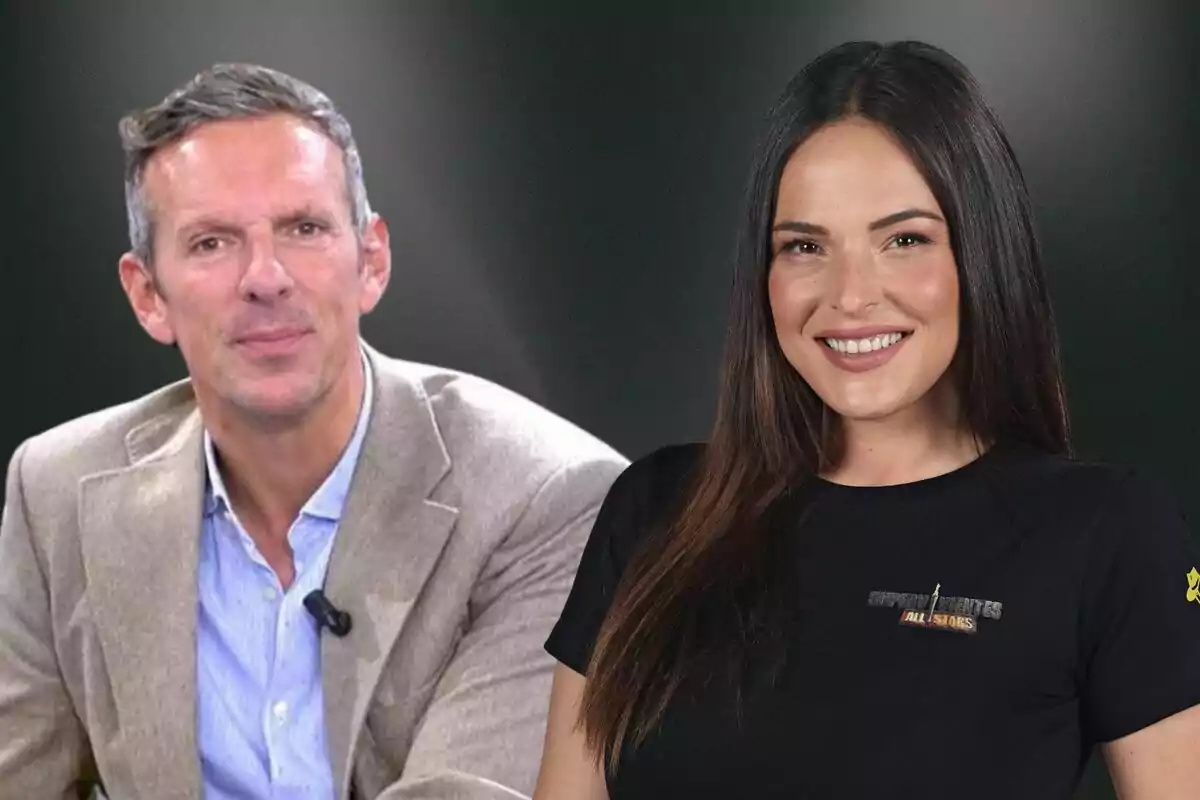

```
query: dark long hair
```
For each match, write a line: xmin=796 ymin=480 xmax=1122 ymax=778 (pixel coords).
xmin=579 ymin=40 xmax=1072 ymax=767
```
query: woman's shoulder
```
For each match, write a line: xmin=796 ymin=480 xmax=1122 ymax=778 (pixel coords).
xmin=991 ymin=442 xmax=1127 ymax=485
xmin=590 ymin=442 xmax=705 ymax=550
xmin=983 ymin=443 xmax=1172 ymax=507
xmin=608 ymin=441 xmax=706 ymax=501
xmin=1043 ymin=453 xmax=1200 ymax=742
xmin=986 ymin=443 xmax=1191 ymax=555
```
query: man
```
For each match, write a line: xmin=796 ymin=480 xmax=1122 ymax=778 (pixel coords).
xmin=0 ymin=63 xmax=628 ymax=800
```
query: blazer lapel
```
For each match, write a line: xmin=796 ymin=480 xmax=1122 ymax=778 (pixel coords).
xmin=321 ymin=349 xmax=459 ymax=798
xmin=79 ymin=407 xmax=205 ymax=799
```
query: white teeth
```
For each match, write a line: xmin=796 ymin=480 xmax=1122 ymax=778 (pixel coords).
xmin=823 ymin=331 xmax=905 ymax=354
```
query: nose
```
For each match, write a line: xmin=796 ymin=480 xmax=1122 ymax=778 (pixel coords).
xmin=238 ymin=236 xmax=295 ymax=302
xmin=828 ymin=247 xmax=882 ymax=315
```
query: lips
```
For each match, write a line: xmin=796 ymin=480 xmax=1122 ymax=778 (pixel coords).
xmin=814 ymin=328 xmax=913 ymax=373
xmin=236 ymin=328 xmax=309 ymax=344
xmin=233 ymin=327 xmax=312 ymax=357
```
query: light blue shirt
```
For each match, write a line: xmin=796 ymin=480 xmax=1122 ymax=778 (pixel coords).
xmin=196 ymin=358 xmax=373 ymax=799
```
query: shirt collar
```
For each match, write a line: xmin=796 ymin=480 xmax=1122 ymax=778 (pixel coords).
xmin=203 ymin=349 xmax=375 ymax=523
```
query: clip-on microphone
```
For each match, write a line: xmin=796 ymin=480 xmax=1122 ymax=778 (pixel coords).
xmin=304 ymin=589 xmax=353 ymax=637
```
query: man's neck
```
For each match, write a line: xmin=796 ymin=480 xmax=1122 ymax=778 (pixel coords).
xmin=205 ymin=358 xmax=366 ymax=542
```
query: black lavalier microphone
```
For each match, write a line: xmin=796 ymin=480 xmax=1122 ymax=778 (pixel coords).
xmin=304 ymin=589 xmax=353 ymax=637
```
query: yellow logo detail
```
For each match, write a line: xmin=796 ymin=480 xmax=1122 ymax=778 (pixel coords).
xmin=1187 ymin=568 xmax=1200 ymax=606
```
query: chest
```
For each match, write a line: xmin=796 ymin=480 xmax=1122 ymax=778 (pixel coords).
xmin=609 ymin=499 xmax=1092 ymax=799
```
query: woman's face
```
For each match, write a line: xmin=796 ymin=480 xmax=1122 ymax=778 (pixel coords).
xmin=767 ymin=118 xmax=961 ymax=424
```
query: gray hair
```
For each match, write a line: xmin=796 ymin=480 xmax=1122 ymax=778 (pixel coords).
xmin=118 ymin=63 xmax=372 ymax=264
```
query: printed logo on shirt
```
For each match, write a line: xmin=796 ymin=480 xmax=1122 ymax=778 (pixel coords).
xmin=1187 ymin=568 xmax=1200 ymax=606
xmin=867 ymin=584 xmax=1002 ymax=635
xmin=898 ymin=607 xmax=978 ymax=634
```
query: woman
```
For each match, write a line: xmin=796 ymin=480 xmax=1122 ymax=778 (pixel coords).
xmin=533 ymin=40 xmax=1200 ymax=799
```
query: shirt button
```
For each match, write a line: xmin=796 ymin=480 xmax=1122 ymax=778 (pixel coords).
xmin=262 ymin=586 xmax=276 ymax=601
xmin=272 ymin=700 xmax=289 ymax=723
xmin=295 ymin=560 xmax=305 ymax=573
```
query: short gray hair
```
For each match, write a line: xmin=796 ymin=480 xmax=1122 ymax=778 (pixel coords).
xmin=118 ymin=63 xmax=372 ymax=264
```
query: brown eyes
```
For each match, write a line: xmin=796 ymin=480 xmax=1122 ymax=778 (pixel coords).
xmin=186 ymin=220 xmax=327 ymax=255
xmin=891 ymin=233 xmax=931 ymax=249
xmin=293 ymin=220 xmax=325 ymax=237
xmin=190 ymin=236 xmax=224 ymax=255
xmin=780 ymin=239 xmax=822 ymax=256
xmin=777 ymin=231 xmax=932 ymax=257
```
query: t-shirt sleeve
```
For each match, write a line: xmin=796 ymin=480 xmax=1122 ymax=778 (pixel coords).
xmin=545 ymin=445 xmax=697 ymax=676
xmin=1079 ymin=468 xmax=1200 ymax=742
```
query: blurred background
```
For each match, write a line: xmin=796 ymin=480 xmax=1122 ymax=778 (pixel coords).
xmin=4 ymin=2 xmax=1197 ymax=796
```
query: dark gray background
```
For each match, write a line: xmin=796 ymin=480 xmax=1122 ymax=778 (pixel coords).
xmin=5 ymin=2 xmax=1197 ymax=796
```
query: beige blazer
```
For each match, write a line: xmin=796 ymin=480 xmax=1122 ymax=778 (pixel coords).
xmin=0 ymin=344 xmax=628 ymax=800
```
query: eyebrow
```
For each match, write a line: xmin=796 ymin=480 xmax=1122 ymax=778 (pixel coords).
xmin=177 ymin=217 xmax=239 ymax=242
xmin=867 ymin=208 xmax=944 ymax=231
xmin=177 ymin=206 xmax=335 ymax=240
xmin=772 ymin=207 xmax=945 ymax=236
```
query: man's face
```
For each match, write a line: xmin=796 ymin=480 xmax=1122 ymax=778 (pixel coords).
xmin=119 ymin=113 xmax=389 ymax=422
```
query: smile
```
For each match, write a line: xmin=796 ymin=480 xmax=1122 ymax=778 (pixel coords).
xmin=816 ymin=330 xmax=912 ymax=373
xmin=821 ymin=331 xmax=908 ymax=355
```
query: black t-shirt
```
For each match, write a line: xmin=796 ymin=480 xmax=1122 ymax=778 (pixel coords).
xmin=545 ymin=442 xmax=1200 ymax=799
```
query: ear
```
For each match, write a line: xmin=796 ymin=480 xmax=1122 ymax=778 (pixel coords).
xmin=358 ymin=214 xmax=392 ymax=314
xmin=118 ymin=252 xmax=176 ymax=346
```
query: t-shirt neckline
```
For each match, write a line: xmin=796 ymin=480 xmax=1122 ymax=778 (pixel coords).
xmin=810 ymin=440 xmax=1013 ymax=497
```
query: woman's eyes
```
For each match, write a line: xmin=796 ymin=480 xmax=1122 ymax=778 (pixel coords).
xmin=779 ymin=239 xmax=823 ymax=256
xmin=775 ymin=231 xmax=933 ymax=259
xmin=890 ymin=232 xmax=932 ymax=249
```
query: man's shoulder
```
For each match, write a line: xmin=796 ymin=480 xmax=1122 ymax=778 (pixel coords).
xmin=377 ymin=355 xmax=627 ymax=470
xmin=11 ymin=379 xmax=196 ymax=496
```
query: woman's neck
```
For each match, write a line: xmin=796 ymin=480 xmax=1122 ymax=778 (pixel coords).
xmin=821 ymin=382 xmax=984 ymax=487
